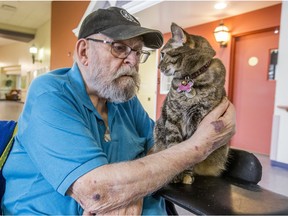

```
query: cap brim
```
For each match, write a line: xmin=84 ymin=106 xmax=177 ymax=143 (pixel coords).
xmin=101 ymin=25 xmax=163 ymax=49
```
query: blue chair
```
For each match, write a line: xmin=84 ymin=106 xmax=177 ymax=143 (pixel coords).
xmin=0 ymin=120 xmax=17 ymax=214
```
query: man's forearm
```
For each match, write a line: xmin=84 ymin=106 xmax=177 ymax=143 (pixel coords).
xmin=68 ymin=138 xmax=203 ymax=214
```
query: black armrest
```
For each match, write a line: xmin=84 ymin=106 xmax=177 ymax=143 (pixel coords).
xmin=222 ymin=148 xmax=262 ymax=184
xmin=157 ymin=149 xmax=288 ymax=215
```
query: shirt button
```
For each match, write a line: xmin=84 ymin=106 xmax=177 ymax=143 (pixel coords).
xmin=99 ymin=121 xmax=104 ymax=125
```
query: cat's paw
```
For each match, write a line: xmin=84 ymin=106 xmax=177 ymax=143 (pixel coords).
xmin=171 ymin=177 xmax=181 ymax=184
xmin=182 ymin=174 xmax=194 ymax=184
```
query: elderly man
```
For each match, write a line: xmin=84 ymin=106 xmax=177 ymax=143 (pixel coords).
xmin=2 ymin=7 xmax=235 ymax=215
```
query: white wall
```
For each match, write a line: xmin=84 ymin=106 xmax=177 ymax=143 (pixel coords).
xmin=271 ymin=1 xmax=288 ymax=165
xmin=0 ymin=20 xmax=50 ymax=75
xmin=137 ymin=50 xmax=158 ymax=120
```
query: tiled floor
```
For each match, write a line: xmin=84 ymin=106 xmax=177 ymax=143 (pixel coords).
xmin=257 ymin=153 xmax=288 ymax=197
xmin=0 ymin=100 xmax=24 ymax=121
xmin=1 ymin=100 xmax=288 ymax=214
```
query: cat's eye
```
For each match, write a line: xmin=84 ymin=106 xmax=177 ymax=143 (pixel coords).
xmin=170 ymin=58 xmax=178 ymax=64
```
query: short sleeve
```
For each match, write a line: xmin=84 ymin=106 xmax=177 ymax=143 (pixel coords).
xmin=19 ymin=91 xmax=108 ymax=195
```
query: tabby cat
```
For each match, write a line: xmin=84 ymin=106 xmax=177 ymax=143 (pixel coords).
xmin=152 ymin=23 xmax=229 ymax=184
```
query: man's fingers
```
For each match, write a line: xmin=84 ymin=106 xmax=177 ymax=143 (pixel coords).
xmin=200 ymin=97 xmax=229 ymax=126
xmin=224 ymin=102 xmax=237 ymax=135
xmin=223 ymin=102 xmax=236 ymax=120
xmin=211 ymin=97 xmax=229 ymax=119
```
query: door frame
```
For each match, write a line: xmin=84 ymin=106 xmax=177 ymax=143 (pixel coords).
xmin=228 ymin=26 xmax=280 ymax=102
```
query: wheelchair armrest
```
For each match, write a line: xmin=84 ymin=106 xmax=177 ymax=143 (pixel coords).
xmin=157 ymin=148 xmax=288 ymax=215
xmin=222 ymin=148 xmax=262 ymax=184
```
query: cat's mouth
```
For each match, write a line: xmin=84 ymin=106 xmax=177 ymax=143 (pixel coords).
xmin=161 ymin=68 xmax=176 ymax=77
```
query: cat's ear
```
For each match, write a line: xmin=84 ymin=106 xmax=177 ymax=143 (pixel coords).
xmin=171 ymin=23 xmax=187 ymax=44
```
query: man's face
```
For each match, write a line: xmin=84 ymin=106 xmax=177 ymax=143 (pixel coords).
xmin=84 ymin=34 xmax=143 ymax=103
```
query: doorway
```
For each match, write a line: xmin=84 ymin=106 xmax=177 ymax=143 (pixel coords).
xmin=230 ymin=28 xmax=279 ymax=155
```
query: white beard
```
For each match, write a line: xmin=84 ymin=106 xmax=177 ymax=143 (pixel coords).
xmin=92 ymin=66 xmax=140 ymax=103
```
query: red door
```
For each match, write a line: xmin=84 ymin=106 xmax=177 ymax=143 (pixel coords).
xmin=231 ymin=29 xmax=279 ymax=155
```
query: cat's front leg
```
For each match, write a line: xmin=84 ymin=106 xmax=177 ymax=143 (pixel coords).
xmin=165 ymin=120 xmax=184 ymax=148
xmin=182 ymin=169 xmax=195 ymax=184
xmin=163 ymin=120 xmax=197 ymax=184
xmin=151 ymin=117 xmax=167 ymax=153
xmin=171 ymin=168 xmax=194 ymax=184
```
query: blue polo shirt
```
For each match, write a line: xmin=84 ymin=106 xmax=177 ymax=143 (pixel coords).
xmin=2 ymin=63 xmax=166 ymax=215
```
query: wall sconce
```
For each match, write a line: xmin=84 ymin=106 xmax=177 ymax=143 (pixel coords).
xmin=213 ymin=22 xmax=229 ymax=48
xmin=29 ymin=44 xmax=42 ymax=64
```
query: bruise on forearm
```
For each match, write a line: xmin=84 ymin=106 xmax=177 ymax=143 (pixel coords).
xmin=67 ymin=160 xmax=165 ymax=214
xmin=68 ymin=175 xmax=129 ymax=214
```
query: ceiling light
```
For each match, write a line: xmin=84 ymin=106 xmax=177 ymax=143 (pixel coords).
xmin=214 ymin=2 xmax=227 ymax=10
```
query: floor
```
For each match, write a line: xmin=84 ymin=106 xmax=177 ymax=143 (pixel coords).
xmin=0 ymin=100 xmax=24 ymax=121
xmin=1 ymin=100 xmax=288 ymax=214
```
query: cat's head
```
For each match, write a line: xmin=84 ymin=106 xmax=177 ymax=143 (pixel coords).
xmin=159 ymin=23 xmax=216 ymax=77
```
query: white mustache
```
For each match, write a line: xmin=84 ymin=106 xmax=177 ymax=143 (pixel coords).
xmin=113 ymin=67 xmax=138 ymax=79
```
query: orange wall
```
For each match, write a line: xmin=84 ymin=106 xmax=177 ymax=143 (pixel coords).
xmin=50 ymin=1 xmax=89 ymax=70
xmin=156 ymin=4 xmax=282 ymax=119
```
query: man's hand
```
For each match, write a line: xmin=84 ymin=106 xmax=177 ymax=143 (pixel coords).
xmin=82 ymin=199 xmax=143 ymax=215
xmin=190 ymin=97 xmax=236 ymax=159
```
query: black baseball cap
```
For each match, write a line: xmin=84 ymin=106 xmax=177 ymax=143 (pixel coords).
xmin=78 ymin=7 xmax=163 ymax=49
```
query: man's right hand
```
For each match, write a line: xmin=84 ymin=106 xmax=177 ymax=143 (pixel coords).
xmin=83 ymin=199 xmax=143 ymax=215
xmin=189 ymin=97 xmax=236 ymax=160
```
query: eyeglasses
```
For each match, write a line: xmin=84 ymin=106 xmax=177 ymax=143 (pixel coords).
xmin=86 ymin=38 xmax=150 ymax=64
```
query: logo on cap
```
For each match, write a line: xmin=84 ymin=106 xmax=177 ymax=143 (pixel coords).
xmin=120 ymin=9 xmax=139 ymax=24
